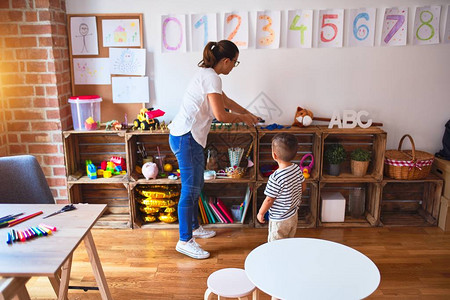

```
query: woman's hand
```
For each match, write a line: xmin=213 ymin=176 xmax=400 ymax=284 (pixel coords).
xmin=240 ymin=113 xmax=260 ymax=127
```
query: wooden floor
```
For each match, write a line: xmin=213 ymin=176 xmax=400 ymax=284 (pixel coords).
xmin=26 ymin=226 xmax=450 ymax=299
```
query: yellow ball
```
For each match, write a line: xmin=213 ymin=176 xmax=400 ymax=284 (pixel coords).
xmin=163 ymin=163 xmax=173 ymax=172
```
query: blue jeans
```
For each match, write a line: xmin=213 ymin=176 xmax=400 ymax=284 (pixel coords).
xmin=169 ymin=132 xmax=204 ymax=242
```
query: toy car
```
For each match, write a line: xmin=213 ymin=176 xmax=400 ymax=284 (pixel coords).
xmin=133 ymin=108 xmax=165 ymax=130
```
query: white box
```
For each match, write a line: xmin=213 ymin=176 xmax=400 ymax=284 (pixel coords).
xmin=321 ymin=192 xmax=346 ymax=222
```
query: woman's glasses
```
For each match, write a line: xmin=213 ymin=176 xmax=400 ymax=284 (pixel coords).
xmin=232 ymin=59 xmax=240 ymax=67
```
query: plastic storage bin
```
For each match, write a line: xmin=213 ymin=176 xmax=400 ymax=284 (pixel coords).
xmin=68 ymin=95 xmax=102 ymax=130
xmin=321 ymin=191 xmax=346 ymax=222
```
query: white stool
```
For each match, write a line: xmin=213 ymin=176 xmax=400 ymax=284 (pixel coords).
xmin=204 ymin=268 xmax=258 ymax=300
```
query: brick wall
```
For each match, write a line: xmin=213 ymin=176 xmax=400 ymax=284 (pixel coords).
xmin=0 ymin=0 xmax=72 ymax=203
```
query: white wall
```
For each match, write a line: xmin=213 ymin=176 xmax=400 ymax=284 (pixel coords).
xmin=66 ymin=0 xmax=450 ymax=153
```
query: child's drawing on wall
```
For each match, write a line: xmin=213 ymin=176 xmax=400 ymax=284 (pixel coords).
xmin=102 ymin=19 xmax=141 ymax=47
xmin=73 ymin=58 xmax=111 ymax=85
xmin=109 ymin=48 xmax=146 ymax=75
xmin=70 ymin=16 xmax=99 ymax=55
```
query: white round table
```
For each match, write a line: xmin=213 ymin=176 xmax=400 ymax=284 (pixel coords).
xmin=245 ymin=238 xmax=380 ymax=300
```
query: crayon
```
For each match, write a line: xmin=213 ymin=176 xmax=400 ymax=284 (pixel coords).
xmin=12 ymin=229 xmax=17 ymax=242
xmin=18 ymin=231 xmax=25 ymax=242
xmin=30 ymin=227 xmax=41 ymax=236
xmin=26 ymin=228 xmax=35 ymax=238
xmin=34 ymin=226 xmax=47 ymax=236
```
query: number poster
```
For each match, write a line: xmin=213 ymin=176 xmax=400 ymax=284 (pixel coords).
xmin=413 ymin=6 xmax=441 ymax=45
xmin=191 ymin=13 xmax=218 ymax=52
xmin=347 ymin=8 xmax=376 ymax=47
xmin=382 ymin=7 xmax=408 ymax=46
xmin=287 ymin=10 xmax=313 ymax=48
xmin=318 ymin=9 xmax=344 ymax=48
xmin=224 ymin=11 xmax=249 ymax=49
xmin=161 ymin=14 xmax=187 ymax=53
xmin=256 ymin=11 xmax=281 ymax=49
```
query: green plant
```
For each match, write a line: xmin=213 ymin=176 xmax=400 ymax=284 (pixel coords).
xmin=350 ymin=148 xmax=371 ymax=162
xmin=324 ymin=143 xmax=346 ymax=164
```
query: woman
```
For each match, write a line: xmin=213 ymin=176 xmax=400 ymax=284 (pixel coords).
xmin=168 ymin=40 xmax=260 ymax=259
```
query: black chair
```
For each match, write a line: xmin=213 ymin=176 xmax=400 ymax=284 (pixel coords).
xmin=0 ymin=155 xmax=55 ymax=204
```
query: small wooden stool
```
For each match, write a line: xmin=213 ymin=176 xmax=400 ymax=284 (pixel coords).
xmin=204 ymin=268 xmax=258 ymax=300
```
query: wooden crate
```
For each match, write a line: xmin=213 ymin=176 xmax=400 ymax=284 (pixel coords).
xmin=257 ymin=126 xmax=321 ymax=181
xmin=319 ymin=126 xmax=386 ymax=182
xmin=206 ymin=125 xmax=257 ymax=182
xmin=125 ymin=130 xmax=180 ymax=184
xmin=63 ymin=130 xmax=128 ymax=183
xmin=380 ymin=175 xmax=443 ymax=226
xmin=254 ymin=181 xmax=318 ymax=229
xmin=68 ymin=182 xmax=131 ymax=228
xmin=130 ymin=182 xmax=181 ymax=229
xmin=318 ymin=182 xmax=381 ymax=227
xmin=202 ymin=182 xmax=255 ymax=227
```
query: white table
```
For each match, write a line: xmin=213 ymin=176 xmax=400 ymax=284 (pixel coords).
xmin=245 ymin=238 xmax=380 ymax=300
xmin=0 ymin=204 xmax=112 ymax=300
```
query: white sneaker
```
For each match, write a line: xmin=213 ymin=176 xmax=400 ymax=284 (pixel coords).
xmin=193 ymin=225 xmax=216 ymax=239
xmin=176 ymin=238 xmax=210 ymax=259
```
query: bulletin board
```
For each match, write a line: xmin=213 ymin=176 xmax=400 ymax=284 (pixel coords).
xmin=67 ymin=13 xmax=144 ymax=123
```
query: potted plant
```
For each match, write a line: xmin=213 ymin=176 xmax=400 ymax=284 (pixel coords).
xmin=350 ymin=148 xmax=371 ymax=177
xmin=324 ymin=143 xmax=346 ymax=176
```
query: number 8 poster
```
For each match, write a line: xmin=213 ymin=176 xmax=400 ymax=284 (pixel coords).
xmin=413 ymin=6 xmax=441 ymax=45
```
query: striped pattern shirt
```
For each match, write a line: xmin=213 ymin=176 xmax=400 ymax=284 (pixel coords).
xmin=264 ymin=163 xmax=305 ymax=221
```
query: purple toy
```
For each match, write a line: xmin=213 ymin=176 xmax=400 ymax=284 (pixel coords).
xmin=299 ymin=153 xmax=314 ymax=179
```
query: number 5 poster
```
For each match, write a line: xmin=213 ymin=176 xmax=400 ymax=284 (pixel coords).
xmin=413 ymin=6 xmax=441 ymax=45
xmin=318 ymin=9 xmax=344 ymax=48
xmin=224 ymin=11 xmax=249 ymax=49
xmin=381 ymin=7 xmax=408 ymax=46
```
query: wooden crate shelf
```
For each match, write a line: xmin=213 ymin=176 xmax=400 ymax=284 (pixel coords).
xmin=319 ymin=126 xmax=386 ymax=182
xmin=254 ymin=181 xmax=318 ymax=229
xmin=380 ymin=175 xmax=443 ymax=226
xmin=131 ymin=183 xmax=181 ymax=229
xmin=63 ymin=130 xmax=127 ymax=181
xmin=318 ymin=182 xmax=381 ymax=228
xmin=68 ymin=182 xmax=131 ymax=228
xmin=257 ymin=126 xmax=321 ymax=181
xmin=206 ymin=127 xmax=258 ymax=181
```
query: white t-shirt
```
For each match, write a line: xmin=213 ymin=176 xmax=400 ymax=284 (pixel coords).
xmin=168 ymin=68 xmax=222 ymax=148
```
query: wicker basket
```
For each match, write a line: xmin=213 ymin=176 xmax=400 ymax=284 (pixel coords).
xmin=384 ymin=134 xmax=434 ymax=180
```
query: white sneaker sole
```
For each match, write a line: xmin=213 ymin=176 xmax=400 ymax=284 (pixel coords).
xmin=176 ymin=245 xmax=210 ymax=259
xmin=193 ymin=231 xmax=216 ymax=239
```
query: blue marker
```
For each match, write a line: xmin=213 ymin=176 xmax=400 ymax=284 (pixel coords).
xmin=6 ymin=232 xmax=12 ymax=244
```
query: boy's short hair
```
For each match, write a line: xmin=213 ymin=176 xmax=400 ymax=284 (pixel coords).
xmin=272 ymin=133 xmax=298 ymax=162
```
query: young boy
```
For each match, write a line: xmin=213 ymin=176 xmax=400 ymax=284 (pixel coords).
xmin=257 ymin=133 xmax=306 ymax=242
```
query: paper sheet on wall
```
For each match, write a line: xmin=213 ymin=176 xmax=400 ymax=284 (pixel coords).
xmin=445 ymin=6 xmax=450 ymax=44
xmin=112 ymin=77 xmax=149 ymax=103
xmin=413 ymin=6 xmax=441 ymax=45
xmin=318 ymin=9 xmax=344 ymax=48
xmin=224 ymin=11 xmax=249 ymax=49
xmin=73 ymin=58 xmax=110 ymax=85
xmin=381 ymin=7 xmax=408 ymax=46
xmin=347 ymin=8 xmax=376 ymax=47
xmin=191 ymin=13 xmax=217 ymax=52
xmin=287 ymin=10 xmax=313 ymax=48
xmin=109 ymin=48 xmax=146 ymax=75
xmin=256 ymin=11 xmax=281 ymax=49
xmin=102 ymin=19 xmax=141 ymax=47
xmin=161 ymin=14 xmax=187 ymax=53
xmin=70 ymin=16 xmax=99 ymax=55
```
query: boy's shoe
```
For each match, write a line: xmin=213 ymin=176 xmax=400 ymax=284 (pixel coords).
xmin=193 ymin=225 xmax=216 ymax=239
xmin=176 ymin=238 xmax=210 ymax=259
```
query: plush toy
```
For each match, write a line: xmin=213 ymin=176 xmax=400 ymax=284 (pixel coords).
xmin=142 ymin=162 xmax=159 ymax=180
xmin=292 ymin=107 xmax=314 ymax=127
xmin=299 ymin=153 xmax=314 ymax=179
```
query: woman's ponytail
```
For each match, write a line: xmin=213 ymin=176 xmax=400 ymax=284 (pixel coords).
xmin=198 ymin=40 xmax=239 ymax=68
